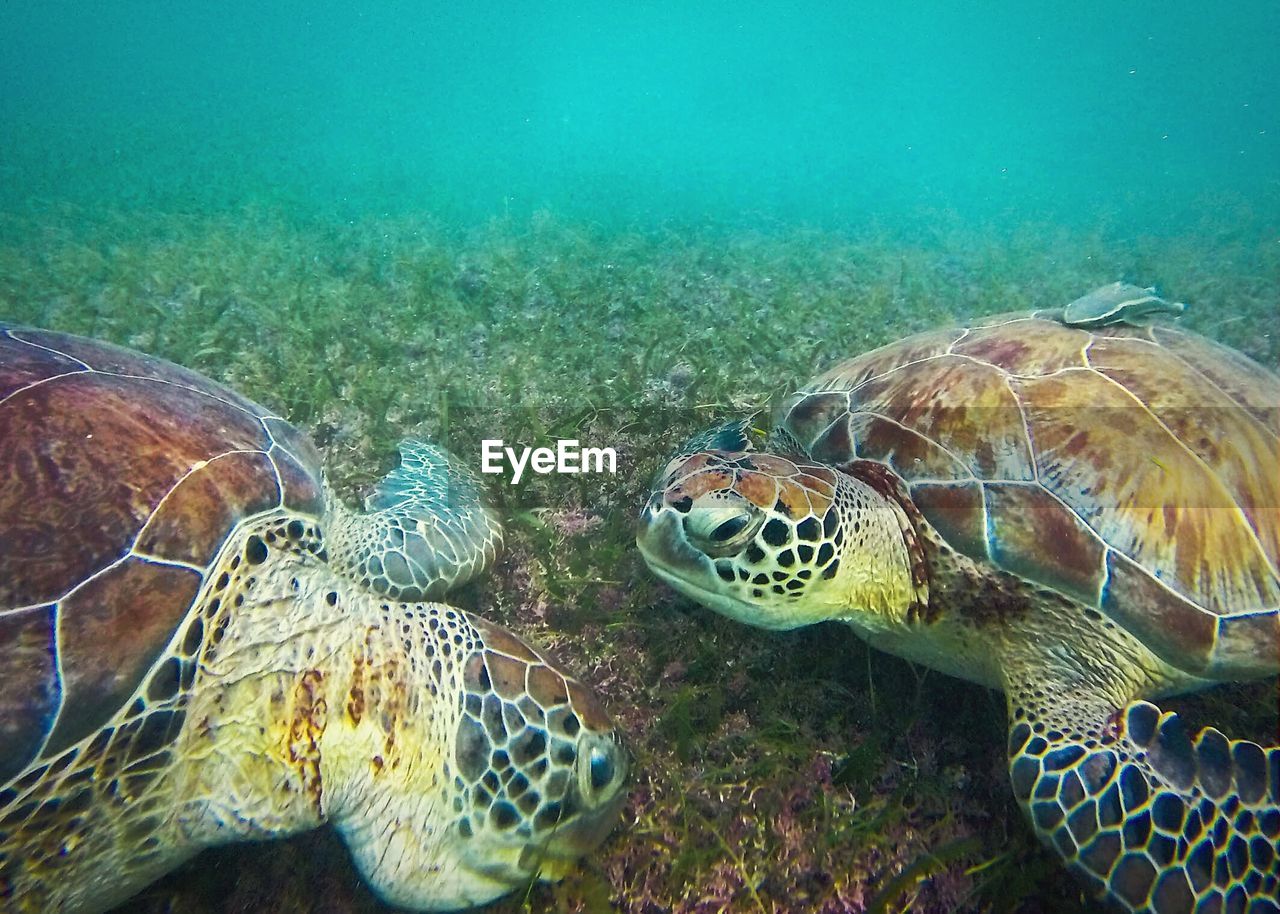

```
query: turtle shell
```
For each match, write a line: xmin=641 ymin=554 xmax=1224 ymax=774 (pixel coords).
xmin=779 ymin=311 xmax=1280 ymax=679
xmin=0 ymin=325 xmax=326 ymax=784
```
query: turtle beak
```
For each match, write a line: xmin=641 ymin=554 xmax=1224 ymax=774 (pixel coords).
xmin=636 ymin=503 xmax=739 ymax=616
xmin=637 ymin=493 xmax=819 ymax=632
xmin=635 ymin=499 xmax=707 ymax=578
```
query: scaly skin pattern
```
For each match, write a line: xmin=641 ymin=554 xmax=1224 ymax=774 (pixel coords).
xmin=996 ymin=587 xmax=1280 ymax=911
xmin=1 ymin=514 xmax=626 ymax=913
xmin=637 ymin=450 xmax=926 ymax=633
xmin=324 ymin=440 xmax=505 ymax=602
xmin=1005 ymin=682 xmax=1280 ymax=912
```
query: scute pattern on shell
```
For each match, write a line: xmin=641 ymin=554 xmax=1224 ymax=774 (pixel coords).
xmin=780 ymin=311 xmax=1280 ymax=677
xmin=0 ymin=325 xmax=326 ymax=784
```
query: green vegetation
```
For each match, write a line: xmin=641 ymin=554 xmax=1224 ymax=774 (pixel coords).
xmin=2 ymin=202 xmax=1276 ymax=914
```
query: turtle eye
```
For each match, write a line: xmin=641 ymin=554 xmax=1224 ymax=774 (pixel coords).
xmin=709 ymin=514 xmax=750 ymax=542
xmin=589 ymin=746 xmax=616 ymax=793
xmin=684 ymin=501 xmax=763 ymax=556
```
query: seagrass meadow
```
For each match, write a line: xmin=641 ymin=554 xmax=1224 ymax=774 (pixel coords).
xmin=1 ymin=203 xmax=1277 ymax=913
xmin=3 ymin=1 xmax=1280 ymax=911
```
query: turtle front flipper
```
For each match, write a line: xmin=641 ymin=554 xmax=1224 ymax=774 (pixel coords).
xmin=325 ymin=439 xmax=503 ymax=600
xmin=1008 ymin=696 xmax=1279 ymax=913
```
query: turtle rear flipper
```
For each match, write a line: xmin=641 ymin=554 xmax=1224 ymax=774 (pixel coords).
xmin=1008 ymin=696 xmax=1279 ymax=912
xmin=326 ymin=440 xmax=503 ymax=601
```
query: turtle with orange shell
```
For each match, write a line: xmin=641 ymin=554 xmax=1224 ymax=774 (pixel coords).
xmin=639 ymin=284 xmax=1279 ymax=913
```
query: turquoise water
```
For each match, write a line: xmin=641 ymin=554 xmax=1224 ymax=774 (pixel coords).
xmin=3 ymin=1 xmax=1277 ymax=230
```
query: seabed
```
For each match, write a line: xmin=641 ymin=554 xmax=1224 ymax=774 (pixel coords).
xmin=2 ymin=203 xmax=1276 ymax=914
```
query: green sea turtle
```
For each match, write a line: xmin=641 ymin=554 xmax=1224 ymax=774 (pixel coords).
xmin=637 ymin=285 xmax=1279 ymax=913
xmin=0 ymin=325 xmax=627 ymax=914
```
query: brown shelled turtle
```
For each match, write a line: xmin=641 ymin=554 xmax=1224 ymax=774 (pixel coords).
xmin=639 ymin=284 xmax=1279 ymax=913
xmin=0 ymin=324 xmax=626 ymax=913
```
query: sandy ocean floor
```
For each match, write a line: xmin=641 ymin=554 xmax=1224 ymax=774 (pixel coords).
xmin=2 ymin=203 xmax=1277 ymax=913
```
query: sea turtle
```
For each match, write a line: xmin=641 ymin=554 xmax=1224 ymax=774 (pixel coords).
xmin=0 ymin=325 xmax=628 ymax=914
xmin=637 ymin=284 xmax=1279 ymax=913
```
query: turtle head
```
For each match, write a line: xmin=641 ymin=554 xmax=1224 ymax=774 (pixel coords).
xmin=328 ymin=608 xmax=627 ymax=911
xmin=637 ymin=449 xmax=924 ymax=631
